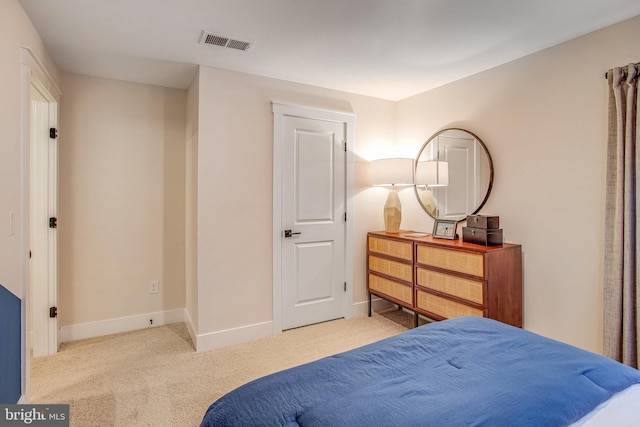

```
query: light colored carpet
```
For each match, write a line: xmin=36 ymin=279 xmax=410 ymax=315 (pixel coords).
xmin=30 ymin=312 xmax=413 ymax=427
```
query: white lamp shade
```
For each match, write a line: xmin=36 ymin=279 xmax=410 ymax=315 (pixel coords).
xmin=415 ymin=161 xmax=449 ymax=187
xmin=370 ymin=158 xmax=414 ymax=186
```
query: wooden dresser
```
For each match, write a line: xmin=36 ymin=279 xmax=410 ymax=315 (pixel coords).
xmin=367 ymin=230 xmax=522 ymax=327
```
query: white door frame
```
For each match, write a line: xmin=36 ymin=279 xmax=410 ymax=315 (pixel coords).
xmin=29 ymin=77 xmax=58 ymax=357
xmin=272 ymin=102 xmax=355 ymax=334
xmin=20 ymin=47 xmax=62 ymax=398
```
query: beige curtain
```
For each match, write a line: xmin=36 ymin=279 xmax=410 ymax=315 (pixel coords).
xmin=604 ymin=63 xmax=639 ymax=368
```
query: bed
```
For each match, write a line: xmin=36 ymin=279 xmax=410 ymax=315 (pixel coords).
xmin=200 ymin=316 xmax=640 ymax=427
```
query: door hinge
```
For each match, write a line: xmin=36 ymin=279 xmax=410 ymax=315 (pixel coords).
xmin=344 ymin=282 xmax=347 ymax=292
xmin=49 ymin=217 xmax=57 ymax=229
xmin=49 ymin=306 xmax=58 ymax=318
xmin=49 ymin=127 xmax=58 ymax=139
xmin=343 ymin=141 xmax=347 ymax=152
xmin=344 ymin=212 xmax=347 ymax=222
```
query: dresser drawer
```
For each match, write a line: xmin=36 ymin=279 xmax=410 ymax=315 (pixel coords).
xmin=416 ymin=268 xmax=485 ymax=305
xmin=368 ymin=237 xmax=413 ymax=261
xmin=416 ymin=245 xmax=484 ymax=277
xmin=416 ymin=289 xmax=484 ymax=319
xmin=368 ymin=255 xmax=412 ymax=282
xmin=368 ymin=274 xmax=413 ymax=305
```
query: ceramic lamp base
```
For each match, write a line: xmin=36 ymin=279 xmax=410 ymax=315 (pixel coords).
xmin=383 ymin=188 xmax=402 ymax=233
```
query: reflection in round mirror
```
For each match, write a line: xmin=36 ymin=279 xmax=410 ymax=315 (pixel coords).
xmin=414 ymin=128 xmax=493 ymax=220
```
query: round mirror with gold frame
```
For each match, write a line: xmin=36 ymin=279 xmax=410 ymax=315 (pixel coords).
xmin=414 ymin=128 xmax=493 ymax=220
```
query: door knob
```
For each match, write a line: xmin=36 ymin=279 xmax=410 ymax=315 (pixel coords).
xmin=284 ymin=229 xmax=301 ymax=238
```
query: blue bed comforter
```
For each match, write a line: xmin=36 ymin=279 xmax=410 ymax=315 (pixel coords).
xmin=200 ymin=317 xmax=640 ymax=427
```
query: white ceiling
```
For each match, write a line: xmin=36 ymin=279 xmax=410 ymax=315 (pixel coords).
xmin=17 ymin=0 xmax=640 ymax=101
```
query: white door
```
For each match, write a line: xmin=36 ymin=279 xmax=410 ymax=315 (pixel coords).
xmin=29 ymin=79 xmax=58 ymax=357
xmin=432 ymin=131 xmax=480 ymax=219
xmin=280 ymin=115 xmax=347 ymax=330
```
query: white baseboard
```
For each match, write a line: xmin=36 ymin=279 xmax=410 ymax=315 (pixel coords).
xmin=59 ymin=301 xmax=392 ymax=350
xmin=59 ymin=309 xmax=185 ymax=342
xmin=195 ymin=320 xmax=273 ymax=352
xmin=193 ymin=300 xmax=387 ymax=352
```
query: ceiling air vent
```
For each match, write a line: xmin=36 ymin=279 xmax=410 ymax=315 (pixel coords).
xmin=200 ymin=31 xmax=253 ymax=51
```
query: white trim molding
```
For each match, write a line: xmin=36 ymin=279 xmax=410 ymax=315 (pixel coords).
xmin=194 ymin=321 xmax=273 ymax=352
xmin=21 ymin=46 xmax=62 ymax=97
xmin=58 ymin=309 xmax=185 ymax=343
xmin=20 ymin=45 xmax=62 ymax=403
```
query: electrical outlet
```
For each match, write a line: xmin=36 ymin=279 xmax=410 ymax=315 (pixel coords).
xmin=148 ymin=280 xmax=159 ymax=294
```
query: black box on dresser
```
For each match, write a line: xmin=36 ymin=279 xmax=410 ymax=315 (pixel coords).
xmin=462 ymin=227 xmax=503 ymax=246
xmin=466 ymin=215 xmax=500 ymax=229
xmin=463 ymin=215 xmax=503 ymax=246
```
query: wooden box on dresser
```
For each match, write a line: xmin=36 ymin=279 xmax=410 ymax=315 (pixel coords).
xmin=367 ymin=230 xmax=522 ymax=327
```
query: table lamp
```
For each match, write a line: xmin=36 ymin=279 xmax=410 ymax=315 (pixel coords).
xmin=371 ymin=158 xmax=414 ymax=233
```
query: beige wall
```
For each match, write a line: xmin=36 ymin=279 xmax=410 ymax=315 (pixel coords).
xmin=0 ymin=0 xmax=59 ymax=297
xmin=194 ymin=66 xmax=395 ymax=336
xmin=58 ymin=74 xmax=186 ymax=325
xmin=397 ymin=15 xmax=640 ymax=353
